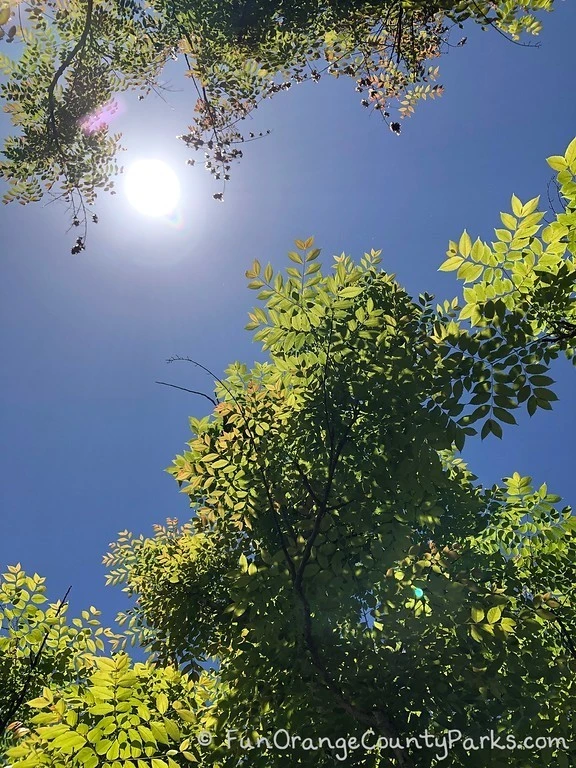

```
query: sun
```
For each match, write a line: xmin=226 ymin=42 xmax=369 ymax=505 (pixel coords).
xmin=124 ymin=159 xmax=181 ymax=217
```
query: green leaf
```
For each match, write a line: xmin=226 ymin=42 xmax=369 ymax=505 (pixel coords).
xmin=510 ymin=194 xmax=522 ymax=217
xmin=150 ymin=722 xmax=169 ymax=744
xmin=164 ymin=718 xmax=181 ymax=741
xmin=486 ymin=606 xmax=502 ymax=624
xmin=565 ymin=136 xmax=576 ymax=166
xmin=493 ymin=407 xmax=517 ymax=425
xmin=89 ymin=703 xmax=114 ymax=715
xmin=535 ymin=608 xmax=556 ymax=621
xmin=459 ymin=230 xmax=472 ymax=257
xmin=520 ymin=196 xmax=540 ymax=216
xmin=470 ymin=625 xmax=483 ymax=643
xmin=494 ymin=228 xmax=511 ymax=242
xmin=76 ymin=747 xmax=98 ymax=765
xmin=463 ymin=263 xmax=483 ymax=283
xmin=339 ymin=286 xmax=363 ymax=298
xmin=480 ymin=418 xmax=500 ymax=439
xmin=439 ymin=255 xmax=464 ymax=272
xmin=500 ymin=617 xmax=516 ymax=633
xmin=530 ymin=375 xmax=554 ymax=387
xmin=534 ymin=388 xmax=557 ymax=402
xmin=27 ymin=697 xmax=51 ymax=708
xmin=175 ymin=710 xmax=196 ymax=724
xmin=156 ymin=692 xmax=169 ymax=715
xmin=306 ymin=248 xmax=321 ymax=262
xmin=106 ymin=741 xmax=120 ymax=760
xmin=547 ymin=155 xmax=567 ymax=172
xmin=470 ymin=238 xmax=484 ymax=262
xmin=471 ymin=605 xmax=484 ymax=623
xmin=500 ymin=212 xmax=517 ymax=230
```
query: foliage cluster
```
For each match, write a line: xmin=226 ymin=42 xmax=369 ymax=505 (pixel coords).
xmin=0 ymin=566 xmax=106 ymax=749
xmin=0 ymin=0 xmax=554 ymax=247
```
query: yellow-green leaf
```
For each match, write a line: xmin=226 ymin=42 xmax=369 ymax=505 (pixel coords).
xmin=339 ymin=286 xmax=363 ymax=298
xmin=566 ymin=136 xmax=576 ymax=166
xmin=486 ymin=606 xmax=502 ymax=624
xmin=175 ymin=710 xmax=196 ymax=724
xmin=547 ymin=155 xmax=567 ymax=172
xmin=471 ymin=605 xmax=484 ymax=623
xmin=520 ymin=196 xmax=540 ymax=217
xmin=27 ymin=697 xmax=51 ymax=708
xmin=470 ymin=625 xmax=483 ymax=642
xmin=500 ymin=212 xmax=517 ymax=230
xmin=438 ymin=256 xmax=464 ymax=272
xmin=156 ymin=693 xmax=169 ymax=715
xmin=459 ymin=230 xmax=471 ymax=257
xmin=510 ymin=194 xmax=522 ymax=217
xmin=150 ymin=722 xmax=169 ymax=745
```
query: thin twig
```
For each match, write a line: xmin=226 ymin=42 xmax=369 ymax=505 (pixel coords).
xmin=156 ymin=381 xmax=217 ymax=407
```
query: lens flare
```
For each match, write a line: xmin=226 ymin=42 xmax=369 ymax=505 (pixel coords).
xmin=79 ymin=99 xmax=122 ymax=135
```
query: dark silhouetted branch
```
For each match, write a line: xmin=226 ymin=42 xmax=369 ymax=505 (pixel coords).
xmin=155 ymin=381 xmax=217 ymax=407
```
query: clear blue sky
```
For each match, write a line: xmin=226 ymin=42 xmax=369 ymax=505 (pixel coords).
xmin=1 ymin=4 xmax=575 ymax=628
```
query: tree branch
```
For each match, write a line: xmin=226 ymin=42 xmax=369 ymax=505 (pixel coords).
xmin=293 ymin=578 xmax=411 ymax=766
xmin=46 ymin=0 xmax=94 ymax=143
xmin=155 ymin=380 xmax=217 ymax=407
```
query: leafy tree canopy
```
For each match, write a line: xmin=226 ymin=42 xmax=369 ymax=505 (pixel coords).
xmin=441 ymin=135 xmax=576 ymax=369
xmin=0 ymin=0 xmax=553 ymax=249
xmin=0 ymin=565 xmax=108 ymax=747
xmin=2 ymin=138 xmax=575 ymax=768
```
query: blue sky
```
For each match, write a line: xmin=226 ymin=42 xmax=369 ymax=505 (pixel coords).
xmin=1 ymin=3 xmax=575 ymax=628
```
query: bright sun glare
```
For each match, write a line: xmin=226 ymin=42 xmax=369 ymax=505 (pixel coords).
xmin=124 ymin=159 xmax=181 ymax=217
